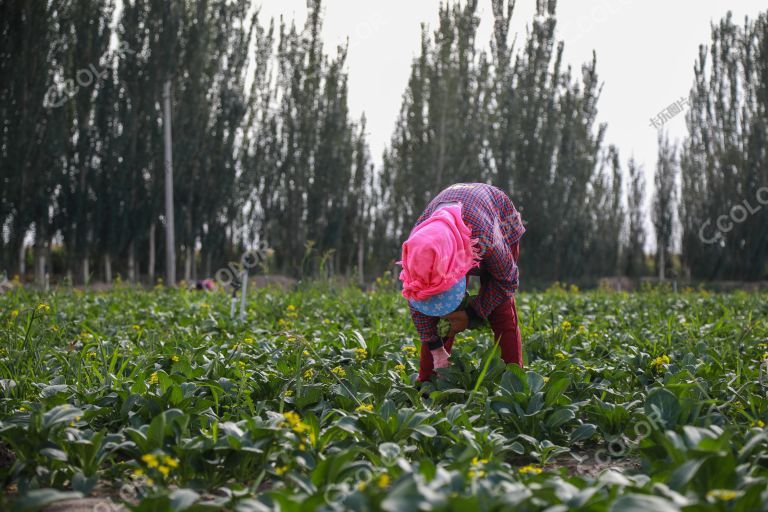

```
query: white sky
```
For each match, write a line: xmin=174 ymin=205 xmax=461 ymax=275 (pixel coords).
xmin=257 ymin=0 xmax=766 ymax=184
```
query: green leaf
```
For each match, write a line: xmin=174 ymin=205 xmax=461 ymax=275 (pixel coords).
xmin=11 ymin=489 xmax=83 ymax=512
xmin=608 ymin=494 xmax=679 ymax=512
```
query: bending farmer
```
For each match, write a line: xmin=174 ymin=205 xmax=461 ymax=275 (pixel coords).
xmin=398 ymin=183 xmax=525 ymax=382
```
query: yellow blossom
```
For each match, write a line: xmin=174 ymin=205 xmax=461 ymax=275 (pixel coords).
xmin=303 ymin=368 xmax=314 ymax=379
xmin=356 ymin=403 xmax=374 ymax=413
xmin=18 ymin=406 xmax=27 ymax=412
xmin=282 ymin=411 xmax=310 ymax=434
xmin=467 ymin=469 xmax=486 ymax=478
xmin=10 ymin=310 xmax=19 ymax=319
xmin=753 ymin=419 xmax=765 ymax=428
xmin=132 ymin=325 xmax=141 ymax=331
xmin=171 ymin=355 xmax=180 ymax=362
xmin=518 ymin=464 xmax=543 ymax=475
xmin=163 ymin=455 xmax=178 ymax=468
xmin=284 ymin=390 xmax=294 ymax=397
xmin=332 ymin=366 xmax=346 ymax=378
xmin=303 ymin=350 xmax=310 ymax=356
xmin=141 ymin=454 xmax=159 ymax=468
xmin=36 ymin=303 xmax=50 ymax=313
xmin=561 ymin=320 xmax=572 ymax=331
xmin=244 ymin=337 xmax=254 ymax=344
xmin=394 ymin=364 xmax=406 ymax=372
xmin=707 ymin=489 xmax=738 ymax=501
xmin=355 ymin=348 xmax=368 ymax=360
xmin=132 ymin=468 xmax=144 ymax=477
xmin=377 ymin=474 xmax=390 ymax=489
xmin=471 ymin=457 xmax=489 ymax=465
xmin=157 ymin=465 xmax=170 ymax=477
xmin=147 ymin=372 xmax=159 ymax=385
xmin=651 ymin=355 xmax=671 ymax=373
xmin=403 ymin=346 xmax=418 ymax=357
xmin=286 ymin=304 xmax=296 ymax=312
xmin=275 ymin=465 xmax=288 ymax=476
xmin=238 ymin=361 xmax=246 ymax=371
xmin=555 ymin=352 xmax=566 ymax=360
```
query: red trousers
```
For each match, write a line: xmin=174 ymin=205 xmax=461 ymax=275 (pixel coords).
xmin=417 ymin=250 xmax=523 ymax=382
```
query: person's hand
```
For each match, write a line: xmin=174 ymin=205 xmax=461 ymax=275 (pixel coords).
xmin=431 ymin=347 xmax=451 ymax=369
xmin=442 ymin=310 xmax=469 ymax=338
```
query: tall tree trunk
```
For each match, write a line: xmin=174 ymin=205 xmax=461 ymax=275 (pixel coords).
xmin=148 ymin=222 xmax=156 ymax=283
xmin=81 ymin=255 xmax=89 ymax=285
xmin=127 ymin=241 xmax=136 ymax=283
xmin=104 ymin=253 xmax=112 ymax=284
xmin=163 ymin=80 xmax=176 ymax=286
xmin=658 ymin=249 xmax=666 ymax=281
xmin=34 ymin=239 xmax=45 ymax=287
xmin=184 ymin=245 xmax=192 ymax=282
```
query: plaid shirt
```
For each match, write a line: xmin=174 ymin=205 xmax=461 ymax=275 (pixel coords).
xmin=408 ymin=183 xmax=525 ymax=346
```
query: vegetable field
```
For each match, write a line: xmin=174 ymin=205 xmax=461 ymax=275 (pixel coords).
xmin=1 ymin=284 xmax=768 ymax=511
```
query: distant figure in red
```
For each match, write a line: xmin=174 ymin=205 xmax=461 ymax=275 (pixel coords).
xmin=398 ymin=183 xmax=525 ymax=382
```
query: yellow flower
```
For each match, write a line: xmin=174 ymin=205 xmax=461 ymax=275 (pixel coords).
xmin=132 ymin=324 xmax=141 ymax=331
xmin=171 ymin=355 xmax=180 ymax=362
xmin=707 ymin=489 xmax=738 ymax=501
xmin=543 ymin=377 xmax=550 ymax=383
xmin=377 ymin=474 xmax=390 ymax=489
xmin=157 ymin=465 xmax=170 ymax=477
xmin=555 ymin=352 xmax=566 ymax=360
xmin=284 ymin=390 xmax=294 ymax=397
xmin=303 ymin=368 xmax=314 ymax=379
xmin=577 ymin=325 xmax=587 ymax=335
xmin=244 ymin=337 xmax=254 ymax=344
xmin=331 ymin=366 xmax=346 ymax=378
xmin=467 ymin=469 xmax=486 ymax=478
xmin=286 ymin=304 xmax=296 ymax=312
xmin=569 ymin=284 xmax=579 ymax=294
xmin=132 ymin=468 xmax=144 ymax=477
xmin=52 ymin=324 xmax=59 ymax=332
xmin=10 ymin=310 xmax=19 ymax=319
xmin=518 ymin=464 xmax=543 ymax=475
xmin=561 ymin=320 xmax=572 ymax=331
xmin=753 ymin=419 xmax=765 ymax=428
xmin=403 ymin=346 xmax=418 ymax=357
xmin=282 ymin=411 xmax=310 ymax=434
xmin=238 ymin=361 xmax=247 ymax=371
xmin=162 ymin=455 xmax=178 ymax=468
xmin=18 ymin=406 xmax=27 ymax=412
xmin=275 ymin=465 xmax=288 ymax=476
xmin=323 ymin=319 xmax=331 ymax=325
xmin=355 ymin=348 xmax=368 ymax=360
xmin=651 ymin=355 xmax=671 ymax=373
xmin=147 ymin=372 xmax=159 ymax=385
xmin=356 ymin=403 xmax=374 ymax=413
xmin=141 ymin=454 xmax=159 ymax=468
xmin=302 ymin=350 xmax=310 ymax=356
xmin=36 ymin=303 xmax=50 ymax=313
xmin=471 ymin=457 xmax=489 ymax=465
xmin=394 ymin=364 xmax=406 ymax=372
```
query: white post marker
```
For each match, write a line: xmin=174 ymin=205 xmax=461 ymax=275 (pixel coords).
xmin=239 ymin=269 xmax=248 ymax=322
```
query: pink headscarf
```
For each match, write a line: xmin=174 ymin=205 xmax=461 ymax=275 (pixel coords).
xmin=399 ymin=204 xmax=480 ymax=301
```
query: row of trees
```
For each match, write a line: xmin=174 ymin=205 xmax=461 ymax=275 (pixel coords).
xmin=1 ymin=0 xmax=375 ymax=285
xmin=1 ymin=0 xmax=766 ymax=285
xmin=380 ymin=0 xmax=645 ymax=282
